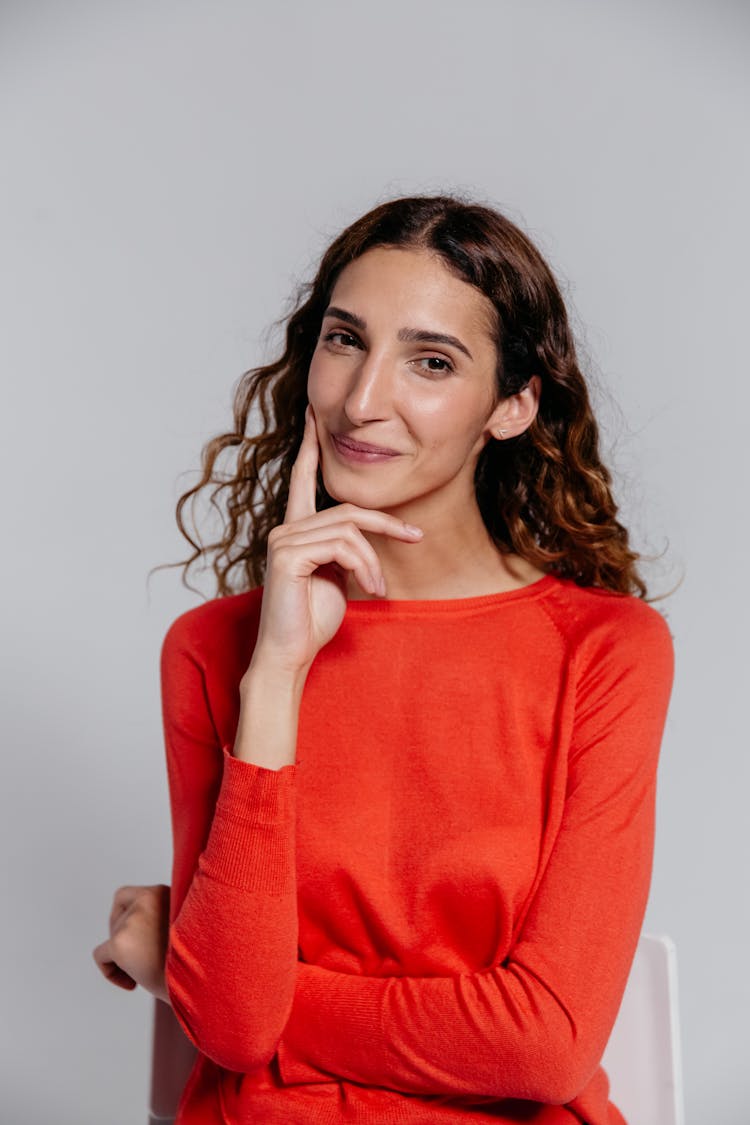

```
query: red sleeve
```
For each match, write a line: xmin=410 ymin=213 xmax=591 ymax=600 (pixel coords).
xmin=160 ymin=614 xmax=300 ymax=1074
xmin=275 ymin=605 xmax=675 ymax=1106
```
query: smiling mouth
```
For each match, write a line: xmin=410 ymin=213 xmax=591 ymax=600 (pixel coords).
xmin=332 ymin=433 xmax=402 ymax=456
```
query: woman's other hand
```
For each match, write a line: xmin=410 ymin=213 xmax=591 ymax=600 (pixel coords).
xmin=92 ymin=883 xmax=170 ymax=1004
xmin=249 ymin=404 xmax=423 ymax=677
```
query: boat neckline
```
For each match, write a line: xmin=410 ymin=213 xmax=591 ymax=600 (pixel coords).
xmin=343 ymin=572 xmax=562 ymax=612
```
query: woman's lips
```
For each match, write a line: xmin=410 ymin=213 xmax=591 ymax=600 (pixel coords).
xmin=331 ymin=433 xmax=403 ymax=462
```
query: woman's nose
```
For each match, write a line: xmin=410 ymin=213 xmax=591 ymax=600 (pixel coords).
xmin=343 ymin=351 xmax=394 ymax=424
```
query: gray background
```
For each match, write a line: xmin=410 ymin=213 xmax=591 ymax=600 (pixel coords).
xmin=1 ymin=1 xmax=747 ymax=1122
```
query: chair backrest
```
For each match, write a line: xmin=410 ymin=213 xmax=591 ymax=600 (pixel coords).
xmin=148 ymin=997 xmax=197 ymax=1125
xmin=148 ymin=934 xmax=685 ymax=1124
xmin=601 ymin=933 xmax=685 ymax=1125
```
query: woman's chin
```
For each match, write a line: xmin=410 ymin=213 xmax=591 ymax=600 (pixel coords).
xmin=319 ymin=462 xmax=420 ymax=515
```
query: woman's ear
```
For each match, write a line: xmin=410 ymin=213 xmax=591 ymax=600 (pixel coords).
xmin=487 ymin=375 xmax=542 ymax=440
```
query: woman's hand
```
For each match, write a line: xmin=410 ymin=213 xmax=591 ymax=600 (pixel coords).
xmin=248 ymin=405 xmax=423 ymax=678
xmin=92 ymin=883 xmax=170 ymax=1004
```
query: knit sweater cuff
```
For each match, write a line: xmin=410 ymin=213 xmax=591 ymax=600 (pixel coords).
xmin=198 ymin=744 xmax=298 ymax=895
xmin=277 ymin=963 xmax=387 ymax=1084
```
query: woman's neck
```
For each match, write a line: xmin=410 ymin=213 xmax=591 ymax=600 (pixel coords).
xmin=344 ymin=508 xmax=546 ymax=602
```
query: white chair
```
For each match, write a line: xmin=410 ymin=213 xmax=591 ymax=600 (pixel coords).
xmin=601 ymin=933 xmax=685 ymax=1125
xmin=148 ymin=933 xmax=685 ymax=1123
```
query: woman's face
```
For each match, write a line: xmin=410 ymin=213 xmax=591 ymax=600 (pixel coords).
xmin=307 ymin=246 xmax=514 ymax=519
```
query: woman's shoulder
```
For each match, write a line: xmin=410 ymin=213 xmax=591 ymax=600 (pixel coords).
xmin=542 ymin=575 xmax=675 ymax=663
xmin=161 ymin=586 xmax=264 ymax=663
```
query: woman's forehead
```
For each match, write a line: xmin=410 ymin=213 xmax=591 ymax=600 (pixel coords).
xmin=329 ymin=246 xmax=497 ymax=342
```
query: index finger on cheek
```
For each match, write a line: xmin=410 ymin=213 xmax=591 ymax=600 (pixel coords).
xmin=284 ymin=409 xmax=320 ymax=523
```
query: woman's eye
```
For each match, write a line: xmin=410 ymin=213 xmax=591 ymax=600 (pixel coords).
xmin=324 ymin=330 xmax=361 ymax=348
xmin=415 ymin=356 xmax=454 ymax=375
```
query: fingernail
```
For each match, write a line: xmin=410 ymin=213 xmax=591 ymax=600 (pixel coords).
xmin=377 ymin=575 xmax=387 ymax=597
xmin=403 ymin=524 xmax=423 ymax=537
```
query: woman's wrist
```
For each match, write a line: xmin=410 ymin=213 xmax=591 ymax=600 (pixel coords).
xmin=241 ymin=652 xmax=311 ymax=699
xmin=234 ymin=660 xmax=308 ymax=769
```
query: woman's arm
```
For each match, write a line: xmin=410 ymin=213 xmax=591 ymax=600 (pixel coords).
xmin=161 ymin=405 xmax=425 ymax=1075
xmin=160 ymin=616 xmax=301 ymax=1074
xmin=165 ymin=751 xmax=299 ymax=1073
xmin=275 ymin=608 xmax=675 ymax=1106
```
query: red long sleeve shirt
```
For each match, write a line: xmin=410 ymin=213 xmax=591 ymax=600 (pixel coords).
xmin=161 ymin=572 xmax=675 ymax=1124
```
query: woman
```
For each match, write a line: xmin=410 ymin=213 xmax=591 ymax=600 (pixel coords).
xmin=93 ymin=195 xmax=675 ymax=1124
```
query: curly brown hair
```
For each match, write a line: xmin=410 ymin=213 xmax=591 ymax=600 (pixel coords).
xmin=155 ymin=194 xmax=670 ymax=602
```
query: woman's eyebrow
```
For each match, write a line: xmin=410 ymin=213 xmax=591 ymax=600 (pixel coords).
xmin=323 ymin=305 xmax=366 ymax=330
xmin=322 ymin=306 xmax=473 ymax=360
xmin=397 ymin=327 xmax=473 ymax=361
